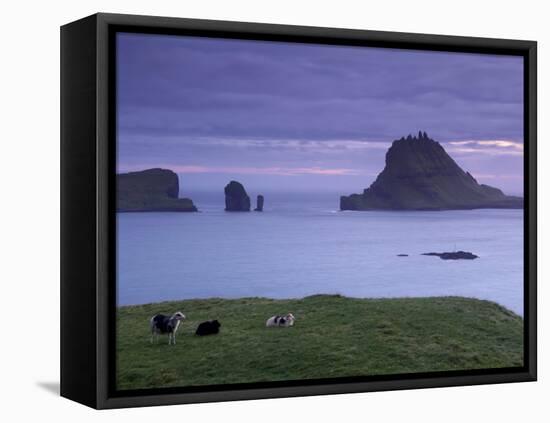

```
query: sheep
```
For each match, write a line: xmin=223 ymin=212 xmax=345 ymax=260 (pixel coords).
xmin=150 ymin=311 xmax=186 ymax=345
xmin=195 ymin=320 xmax=221 ymax=336
xmin=266 ymin=313 xmax=295 ymax=328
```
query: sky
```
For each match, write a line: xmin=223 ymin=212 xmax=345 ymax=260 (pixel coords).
xmin=116 ymin=32 xmax=524 ymax=196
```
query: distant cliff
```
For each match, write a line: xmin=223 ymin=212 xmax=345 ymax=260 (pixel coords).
xmin=340 ymin=132 xmax=523 ymax=211
xmin=224 ymin=181 xmax=251 ymax=211
xmin=117 ymin=168 xmax=198 ymax=212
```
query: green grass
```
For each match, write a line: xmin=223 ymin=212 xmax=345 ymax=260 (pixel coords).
xmin=116 ymin=295 xmax=523 ymax=390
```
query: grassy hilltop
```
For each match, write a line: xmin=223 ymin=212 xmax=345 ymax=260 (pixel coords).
xmin=116 ymin=295 xmax=523 ymax=390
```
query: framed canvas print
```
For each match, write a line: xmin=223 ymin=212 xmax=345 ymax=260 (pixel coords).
xmin=60 ymin=13 xmax=537 ymax=409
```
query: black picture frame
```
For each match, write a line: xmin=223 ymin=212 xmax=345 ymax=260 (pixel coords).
xmin=60 ymin=12 xmax=537 ymax=409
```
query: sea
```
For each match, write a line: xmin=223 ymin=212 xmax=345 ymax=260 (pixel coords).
xmin=117 ymin=191 xmax=524 ymax=316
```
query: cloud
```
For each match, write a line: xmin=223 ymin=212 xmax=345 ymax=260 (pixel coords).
xmin=118 ymin=164 xmax=366 ymax=177
xmin=468 ymin=173 xmax=523 ymax=180
xmin=447 ymin=139 xmax=524 ymax=156
xmin=117 ymin=33 xmax=524 ymax=144
xmin=119 ymin=135 xmax=391 ymax=152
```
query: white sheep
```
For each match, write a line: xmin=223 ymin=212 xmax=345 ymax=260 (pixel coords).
xmin=266 ymin=313 xmax=295 ymax=328
xmin=150 ymin=311 xmax=186 ymax=345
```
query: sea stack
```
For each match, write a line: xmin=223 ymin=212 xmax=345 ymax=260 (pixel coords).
xmin=340 ymin=132 xmax=523 ymax=211
xmin=117 ymin=168 xmax=197 ymax=212
xmin=254 ymin=195 xmax=264 ymax=212
xmin=224 ymin=181 xmax=251 ymax=211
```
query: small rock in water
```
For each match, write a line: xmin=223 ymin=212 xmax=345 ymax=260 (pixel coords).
xmin=422 ymin=251 xmax=478 ymax=260
xmin=254 ymin=194 xmax=264 ymax=212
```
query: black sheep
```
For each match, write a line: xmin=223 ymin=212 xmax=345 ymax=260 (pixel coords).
xmin=195 ymin=320 xmax=221 ymax=336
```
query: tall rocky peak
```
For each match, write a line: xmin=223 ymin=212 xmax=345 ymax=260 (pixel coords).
xmin=117 ymin=168 xmax=197 ymax=212
xmin=340 ymin=132 xmax=523 ymax=210
xmin=384 ymin=132 xmax=463 ymax=179
xmin=224 ymin=181 xmax=251 ymax=211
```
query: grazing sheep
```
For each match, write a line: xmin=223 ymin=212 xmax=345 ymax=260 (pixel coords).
xmin=150 ymin=311 xmax=186 ymax=345
xmin=195 ymin=320 xmax=221 ymax=336
xmin=266 ymin=313 xmax=295 ymax=328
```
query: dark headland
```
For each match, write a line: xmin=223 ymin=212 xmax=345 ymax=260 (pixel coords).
xmin=340 ymin=132 xmax=523 ymax=211
xmin=117 ymin=168 xmax=197 ymax=212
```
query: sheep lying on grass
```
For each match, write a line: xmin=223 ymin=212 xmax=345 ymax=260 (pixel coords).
xmin=266 ymin=313 xmax=295 ymax=328
xmin=195 ymin=320 xmax=221 ymax=336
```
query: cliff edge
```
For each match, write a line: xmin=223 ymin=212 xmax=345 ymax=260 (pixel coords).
xmin=117 ymin=168 xmax=197 ymax=212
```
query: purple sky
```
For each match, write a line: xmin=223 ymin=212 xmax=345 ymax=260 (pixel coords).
xmin=116 ymin=33 xmax=524 ymax=196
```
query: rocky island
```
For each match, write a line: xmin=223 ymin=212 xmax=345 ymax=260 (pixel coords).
xmin=225 ymin=181 xmax=251 ymax=211
xmin=340 ymin=132 xmax=523 ymax=211
xmin=422 ymin=251 xmax=479 ymax=260
xmin=117 ymin=168 xmax=197 ymax=212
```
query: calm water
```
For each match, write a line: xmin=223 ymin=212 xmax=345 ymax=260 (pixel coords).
xmin=117 ymin=192 xmax=524 ymax=315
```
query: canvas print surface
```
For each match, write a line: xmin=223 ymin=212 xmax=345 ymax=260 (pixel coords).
xmin=115 ymin=32 xmax=524 ymax=391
